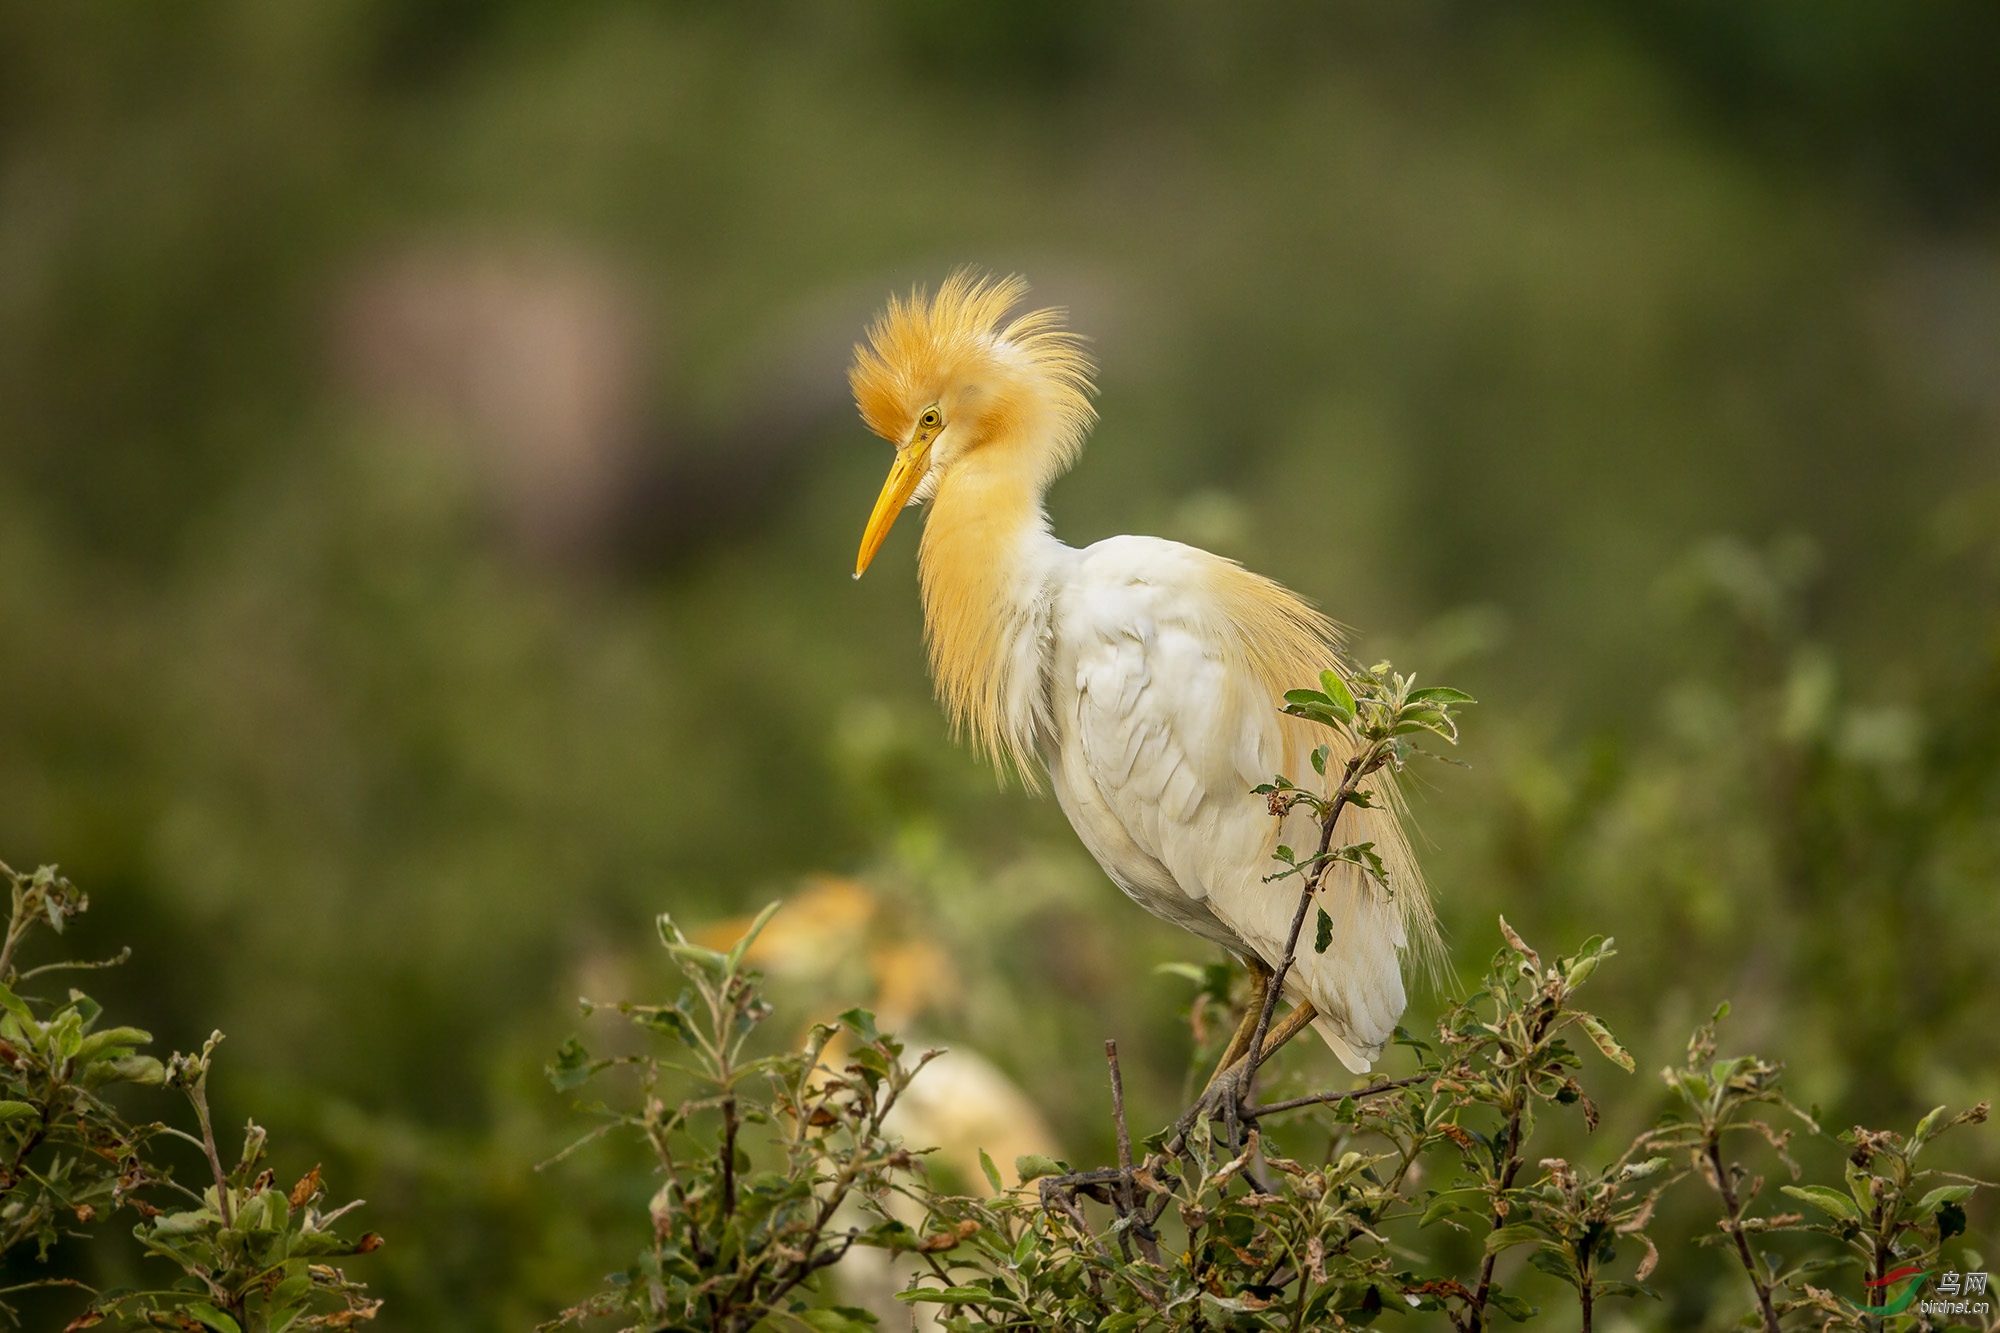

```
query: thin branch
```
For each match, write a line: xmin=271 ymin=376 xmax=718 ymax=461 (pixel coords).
xmin=720 ymin=1097 xmax=738 ymax=1219
xmin=1706 ymin=1138 xmax=1782 ymax=1333
xmin=1242 ymin=1073 xmax=1428 ymax=1120
xmin=1463 ymin=1001 xmax=1557 ymax=1333
xmin=1104 ymin=1041 xmax=1159 ymax=1264
xmin=18 ymin=947 xmax=132 ymax=981
xmin=1241 ymin=762 xmax=1355 ymax=1095
xmin=183 ymin=1076 xmax=233 ymax=1229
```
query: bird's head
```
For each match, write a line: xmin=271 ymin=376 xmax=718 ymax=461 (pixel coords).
xmin=850 ymin=270 xmax=1095 ymax=577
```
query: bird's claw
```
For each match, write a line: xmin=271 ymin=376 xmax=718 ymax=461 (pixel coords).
xmin=1194 ymin=1061 xmax=1251 ymax=1148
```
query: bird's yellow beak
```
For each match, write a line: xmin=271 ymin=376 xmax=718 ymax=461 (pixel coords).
xmin=854 ymin=439 xmax=931 ymax=578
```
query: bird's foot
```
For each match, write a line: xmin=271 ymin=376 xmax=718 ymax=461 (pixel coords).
xmin=1193 ymin=1060 xmax=1252 ymax=1148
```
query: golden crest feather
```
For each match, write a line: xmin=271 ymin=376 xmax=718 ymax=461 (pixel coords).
xmin=848 ymin=269 xmax=1095 ymax=484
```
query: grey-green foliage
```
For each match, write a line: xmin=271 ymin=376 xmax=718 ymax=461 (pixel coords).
xmin=576 ymin=911 xmax=1981 ymax=1333
xmin=0 ymin=860 xmax=380 ymax=1332
xmin=538 ymin=907 xmax=937 ymax=1333
xmin=1644 ymin=1009 xmax=1988 ymax=1332
xmin=547 ymin=662 xmax=1990 ymax=1332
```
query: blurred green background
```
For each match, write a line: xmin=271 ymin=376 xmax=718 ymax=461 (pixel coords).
xmin=3 ymin=2 xmax=1998 ymax=1327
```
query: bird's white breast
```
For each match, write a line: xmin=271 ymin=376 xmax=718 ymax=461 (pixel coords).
xmin=1040 ymin=537 xmax=1280 ymax=955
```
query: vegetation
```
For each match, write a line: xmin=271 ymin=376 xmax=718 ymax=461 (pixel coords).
xmin=0 ymin=861 xmax=379 ymax=1331
xmin=3 ymin=4 xmax=1999 ymax=1328
xmin=545 ymin=875 xmax=1992 ymax=1331
xmin=542 ymin=667 xmax=1992 ymax=1331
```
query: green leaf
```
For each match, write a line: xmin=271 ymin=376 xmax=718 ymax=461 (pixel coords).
xmin=1320 ymin=670 xmax=1357 ymax=717
xmin=545 ymin=1036 xmax=604 ymax=1092
xmin=1913 ymin=1104 xmax=1949 ymax=1144
xmin=149 ymin=1208 xmax=220 ymax=1237
xmin=899 ymin=1286 xmax=993 ymax=1305
xmin=978 ymin=1148 xmax=1003 ymax=1194
xmin=84 ymin=1051 xmax=166 ymax=1088
xmin=726 ymin=900 xmax=783 ymax=976
xmin=1575 ymin=1014 xmax=1635 ymax=1072
xmin=1487 ymin=1288 xmax=1539 ymax=1322
xmin=0 ymin=985 xmax=36 ymax=1029
xmin=1283 ymin=688 xmax=1332 ymax=708
xmin=1014 ymin=1154 xmax=1063 ymax=1184
xmin=1917 ymin=1184 xmax=1974 ymax=1209
xmin=1781 ymin=1185 xmax=1861 ymax=1222
xmin=838 ymin=1008 xmax=881 ymax=1044
xmin=188 ymin=1303 xmax=243 ymax=1333
xmin=0 ymin=1100 xmax=38 ymax=1122
xmin=75 ymin=1025 xmax=152 ymax=1063
xmin=1528 ymin=1246 xmax=1581 ymax=1284
xmin=1407 ymin=686 xmax=1476 ymax=705
xmin=1314 ymin=907 xmax=1333 ymax=955
xmin=1285 ymin=702 xmax=1348 ymax=729
xmin=636 ymin=1004 xmax=696 ymax=1044
xmin=1485 ymin=1224 xmax=1542 ymax=1253
xmin=799 ymin=1308 xmax=879 ymax=1331
xmin=1391 ymin=712 xmax=1458 ymax=742
xmin=1419 ymin=1189 xmax=1486 ymax=1227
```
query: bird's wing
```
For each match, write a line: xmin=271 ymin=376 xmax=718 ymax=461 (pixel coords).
xmin=1048 ymin=536 xmax=1412 ymax=1072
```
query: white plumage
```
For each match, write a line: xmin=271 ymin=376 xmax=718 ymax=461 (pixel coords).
xmin=1047 ymin=536 xmax=1412 ymax=1071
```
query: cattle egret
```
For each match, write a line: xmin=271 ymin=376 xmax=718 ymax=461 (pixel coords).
xmin=850 ymin=272 xmax=1436 ymax=1076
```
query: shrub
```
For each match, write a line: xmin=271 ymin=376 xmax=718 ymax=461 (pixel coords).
xmin=546 ymin=663 xmax=1991 ymax=1330
xmin=0 ymin=859 xmax=380 ymax=1332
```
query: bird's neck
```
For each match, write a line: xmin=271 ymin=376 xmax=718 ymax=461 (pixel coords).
xmin=918 ymin=448 xmax=1066 ymax=780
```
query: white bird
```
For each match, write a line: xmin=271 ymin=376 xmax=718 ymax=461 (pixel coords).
xmin=849 ymin=272 xmax=1436 ymax=1075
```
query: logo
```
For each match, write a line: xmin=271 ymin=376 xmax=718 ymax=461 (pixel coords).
xmin=1844 ymin=1268 xmax=1991 ymax=1319
xmin=1847 ymin=1266 xmax=1930 ymax=1317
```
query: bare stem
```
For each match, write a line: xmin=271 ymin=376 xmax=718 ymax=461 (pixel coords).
xmin=1242 ymin=1073 xmax=1428 ymax=1120
xmin=0 ymin=874 xmax=33 ymax=985
xmin=1463 ymin=1002 xmax=1556 ymax=1333
xmin=1706 ymin=1138 xmax=1781 ymax=1333
xmin=1240 ymin=746 xmax=1382 ymax=1106
xmin=720 ymin=1097 xmax=738 ymax=1219
xmin=1104 ymin=1041 xmax=1162 ymax=1265
xmin=184 ymin=1076 xmax=233 ymax=1229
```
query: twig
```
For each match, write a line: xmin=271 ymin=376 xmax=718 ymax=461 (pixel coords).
xmin=1237 ymin=729 xmax=1402 ymax=1121
xmin=720 ymin=1097 xmax=738 ymax=1218
xmin=0 ymin=879 xmax=35 ymax=984
xmin=18 ymin=947 xmax=131 ymax=981
xmin=1038 ymin=1179 xmax=1165 ymax=1309
xmin=1462 ymin=1001 xmax=1556 ymax=1333
xmin=178 ymin=1048 xmax=234 ymax=1230
xmin=1104 ymin=1041 xmax=1160 ymax=1265
xmin=1705 ymin=1138 xmax=1781 ymax=1333
xmin=1242 ymin=1073 xmax=1428 ymax=1120
xmin=1240 ymin=759 xmax=1357 ymax=1099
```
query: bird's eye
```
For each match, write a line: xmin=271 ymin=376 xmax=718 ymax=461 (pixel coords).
xmin=919 ymin=407 xmax=942 ymax=431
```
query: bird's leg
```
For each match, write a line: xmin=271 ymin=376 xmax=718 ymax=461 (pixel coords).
xmin=1250 ymin=999 xmax=1318 ymax=1065
xmin=1197 ymin=998 xmax=1322 ymax=1126
xmin=1202 ymin=959 xmax=1272 ymax=1094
